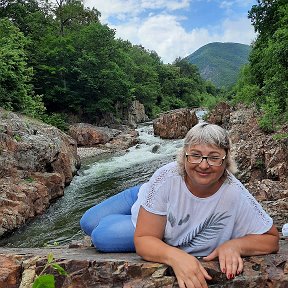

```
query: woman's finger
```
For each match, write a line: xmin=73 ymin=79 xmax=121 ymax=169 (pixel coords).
xmin=199 ymin=265 xmax=212 ymax=280
xmin=237 ymin=256 xmax=244 ymax=275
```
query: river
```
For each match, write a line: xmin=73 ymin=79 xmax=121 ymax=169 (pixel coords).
xmin=0 ymin=112 xmax=205 ymax=247
xmin=0 ymin=123 xmax=184 ymax=247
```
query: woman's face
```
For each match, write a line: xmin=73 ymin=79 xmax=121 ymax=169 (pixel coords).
xmin=184 ymin=144 xmax=227 ymax=197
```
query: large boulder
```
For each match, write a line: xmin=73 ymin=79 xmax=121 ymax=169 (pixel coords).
xmin=153 ymin=108 xmax=198 ymax=139
xmin=0 ymin=109 xmax=80 ymax=236
xmin=127 ymin=100 xmax=149 ymax=127
xmin=68 ymin=123 xmax=120 ymax=146
xmin=206 ymin=102 xmax=231 ymax=129
xmin=69 ymin=123 xmax=139 ymax=153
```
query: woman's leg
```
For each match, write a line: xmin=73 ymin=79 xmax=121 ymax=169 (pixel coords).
xmin=80 ymin=185 xmax=141 ymax=236
xmin=91 ymin=214 xmax=135 ymax=252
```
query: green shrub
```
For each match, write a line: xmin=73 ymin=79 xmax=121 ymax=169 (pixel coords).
xmin=41 ymin=113 xmax=68 ymax=131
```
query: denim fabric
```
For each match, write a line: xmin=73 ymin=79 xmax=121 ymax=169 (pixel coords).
xmin=80 ymin=185 xmax=141 ymax=252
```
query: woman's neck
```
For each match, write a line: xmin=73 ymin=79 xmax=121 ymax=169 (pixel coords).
xmin=184 ymin=174 xmax=225 ymax=198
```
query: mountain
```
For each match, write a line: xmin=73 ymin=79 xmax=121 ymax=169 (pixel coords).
xmin=184 ymin=42 xmax=252 ymax=88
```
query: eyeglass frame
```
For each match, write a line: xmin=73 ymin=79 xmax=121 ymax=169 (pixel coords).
xmin=185 ymin=152 xmax=226 ymax=166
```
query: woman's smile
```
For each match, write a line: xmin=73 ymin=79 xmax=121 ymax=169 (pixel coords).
xmin=184 ymin=144 xmax=226 ymax=197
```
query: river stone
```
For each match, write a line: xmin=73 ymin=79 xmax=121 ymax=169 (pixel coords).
xmin=153 ymin=108 xmax=198 ymax=139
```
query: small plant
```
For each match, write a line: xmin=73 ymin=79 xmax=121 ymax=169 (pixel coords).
xmin=272 ymin=133 xmax=288 ymax=140
xmin=32 ymin=253 xmax=68 ymax=288
xmin=25 ymin=177 xmax=34 ymax=183
xmin=14 ymin=134 xmax=22 ymax=142
xmin=254 ymin=159 xmax=265 ymax=169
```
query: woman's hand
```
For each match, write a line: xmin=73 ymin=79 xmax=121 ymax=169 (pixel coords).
xmin=135 ymin=207 xmax=212 ymax=287
xmin=203 ymin=227 xmax=279 ymax=279
xmin=169 ymin=249 xmax=212 ymax=288
xmin=203 ymin=240 xmax=243 ymax=279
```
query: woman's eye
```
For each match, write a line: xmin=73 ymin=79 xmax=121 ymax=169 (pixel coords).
xmin=191 ymin=154 xmax=201 ymax=158
xmin=209 ymin=156 xmax=220 ymax=160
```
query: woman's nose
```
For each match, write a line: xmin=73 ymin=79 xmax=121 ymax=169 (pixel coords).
xmin=198 ymin=158 xmax=210 ymax=169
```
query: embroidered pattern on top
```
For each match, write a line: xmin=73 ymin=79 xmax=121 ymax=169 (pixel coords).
xmin=177 ymin=211 xmax=231 ymax=248
xmin=144 ymin=164 xmax=179 ymax=209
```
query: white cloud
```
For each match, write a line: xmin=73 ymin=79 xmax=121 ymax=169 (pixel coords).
xmin=220 ymin=17 xmax=256 ymax=43
xmin=141 ymin=0 xmax=191 ymax=10
xmin=84 ymin=0 xmax=140 ymax=21
xmin=111 ymin=14 xmax=255 ymax=63
xmin=85 ymin=0 xmax=191 ymax=21
xmin=84 ymin=0 xmax=256 ymax=63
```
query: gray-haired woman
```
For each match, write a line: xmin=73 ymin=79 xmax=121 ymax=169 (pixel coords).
xmin=80 ymin=122 xmax=279 ymax=288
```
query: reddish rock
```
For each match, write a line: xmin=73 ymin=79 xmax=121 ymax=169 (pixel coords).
xmin=0 ymin=255 xmax=21 ymax=288
xmin=0 ymin=108 xmax=80 ymax=237
xmin=68 ymin=123 xmax=117 ymax=146
xmin=207 ymin=104 xmax=287 ymax=231
xmin=206 ymin=102 xmax=231 ymax=128
xmin=153 ymin=108 xmax=198 ymax=139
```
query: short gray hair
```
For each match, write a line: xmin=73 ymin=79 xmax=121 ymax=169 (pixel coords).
xmin=177 ymin=122 xmax=237 ymax=175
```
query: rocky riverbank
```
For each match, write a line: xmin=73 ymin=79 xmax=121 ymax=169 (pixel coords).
xmin=0 ymin=105 xmax=287 ymax=236
xmin=0 ymin=109 xmax=80 ymax=237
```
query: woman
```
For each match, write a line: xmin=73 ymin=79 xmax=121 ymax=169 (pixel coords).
xmin=80 ymin=122 xmax=279 ymax=287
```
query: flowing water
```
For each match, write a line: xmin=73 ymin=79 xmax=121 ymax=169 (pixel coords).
xmin=0 ymin=111 xmax=206 ymax=248
xmin=0 ymin=123 xmax=184 ymax=247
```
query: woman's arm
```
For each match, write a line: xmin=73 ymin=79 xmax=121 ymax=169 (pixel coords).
xmin=204 ymin=225 xmax=279 ymax=278
xmin=232 ymin=225 xmax=279 ymax=256
xmin=134 ymin=207 xmax=212 ymax=288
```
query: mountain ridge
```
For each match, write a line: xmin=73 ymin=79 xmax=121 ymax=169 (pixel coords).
xmin=184 ymin=42 xmax=252 ymax=88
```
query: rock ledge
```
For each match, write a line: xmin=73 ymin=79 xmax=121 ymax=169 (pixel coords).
xmin=0 ymin=240 xmax=287 ymax=288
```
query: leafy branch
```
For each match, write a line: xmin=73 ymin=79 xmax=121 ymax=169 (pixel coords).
xmin=32 ymin=253 xmax=68 ymax=288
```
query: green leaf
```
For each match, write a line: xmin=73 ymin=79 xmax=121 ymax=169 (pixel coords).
xmin=32 ymin=274 xmax=55 ymax=288
xmin=52 ymin=263 xmax=68 ymax=276
xmin=47 ymin=252 xmax=54 ymax=264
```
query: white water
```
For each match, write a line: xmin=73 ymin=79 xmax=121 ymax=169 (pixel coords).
xmin=72 ymin=123 xmax=183 ymax=186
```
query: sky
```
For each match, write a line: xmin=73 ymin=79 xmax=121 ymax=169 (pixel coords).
xmin=83 ymin=0 xmax=257 ymax=63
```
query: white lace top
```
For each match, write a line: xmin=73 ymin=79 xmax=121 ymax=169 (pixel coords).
xmin=131 ymin=162 xmax=273 ymax=256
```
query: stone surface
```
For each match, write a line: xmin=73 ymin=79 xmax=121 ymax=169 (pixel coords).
xmin=0 ymin=241 xmax=287 ymax=288
xmin=153 ymin=108 xmax=198 ymax=139
xmin=68 ymin=123 xmax=119 ymax=146
xmin=69 ymin=123 xmax=139 ymax=151
xmin=0 ymin=254 xmax=22 ymax=288
xmin=127 ymin=100 xmax=149 ymax=127
xmin=0 ymin=109 xmax=80 ymax=237
xmin=205 ymin=102 xmax=231 ymax=129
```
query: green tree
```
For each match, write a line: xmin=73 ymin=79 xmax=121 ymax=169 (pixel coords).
xmin=248 ymin=0 xmax=288 ymax=114
xmin=0 ymin=18 xmax=45 ymax=116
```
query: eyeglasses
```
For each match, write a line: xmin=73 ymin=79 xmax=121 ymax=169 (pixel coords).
xmin=185 ymin=153 xmax=226 ymax=166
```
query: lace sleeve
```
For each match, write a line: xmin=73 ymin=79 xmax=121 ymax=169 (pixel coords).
xmin=231 ymin=176 xmax=273 ymax=237
xmin=141 ymin=162 xmax=179 ymax=215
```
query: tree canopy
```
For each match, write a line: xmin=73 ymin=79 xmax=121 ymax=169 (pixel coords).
xmin=232 ymin=0 xmax=288 ymax=131
xmin=0 ymin=0 xmax=224 ymax=127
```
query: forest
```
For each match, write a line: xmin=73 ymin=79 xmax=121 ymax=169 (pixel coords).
xmin=0 ymin=0 xmax=287 ymax=132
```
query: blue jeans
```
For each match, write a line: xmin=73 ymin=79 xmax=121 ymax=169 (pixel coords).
xmin=80 ymin=185 xmax=141 ymax=252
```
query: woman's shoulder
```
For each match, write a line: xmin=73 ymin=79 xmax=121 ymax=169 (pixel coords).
xmin=152 ymin=161 xmax=181 ymax=180
xmin=225 ymin=172 xmax=247 ymax=192
xmin=225 ymin=172 xmax=260 ymax=203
